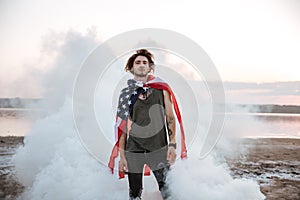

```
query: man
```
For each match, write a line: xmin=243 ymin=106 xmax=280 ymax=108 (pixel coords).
xmin=109 ymin=49 xmax=187 ymax=200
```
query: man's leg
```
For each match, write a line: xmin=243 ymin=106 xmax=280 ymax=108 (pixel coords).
xmin=152 ymin=164 xmax=170 ymax=200
xmin=126 ymin=152 xmax=145 ymax=199
xmin=146 ymin=148 xmax=170 ymax=200
xmin=128 ymin=172 xmax=143 ymax=199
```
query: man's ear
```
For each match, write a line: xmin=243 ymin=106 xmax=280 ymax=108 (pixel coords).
xmin=150 ymin=64 xmax=155 ymax=73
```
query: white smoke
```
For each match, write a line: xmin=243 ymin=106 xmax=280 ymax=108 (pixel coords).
xmin=12 ymin=29 xmax=264 ymax=200
xmin=168 ymin=156 xmax=263 ymax=200
xmin=13 ymin=98 xmax=128 ymax=200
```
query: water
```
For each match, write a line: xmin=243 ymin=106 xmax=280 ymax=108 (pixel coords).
xmin=225 ymin=113 xmax=300 ymax=138
xmin=0 ymin=108 xmax=40 ymax=136
xmin=0 ymin=117 xmax=31 ymax=136
xmin=1 ymin=109 xmax=300 ymax=138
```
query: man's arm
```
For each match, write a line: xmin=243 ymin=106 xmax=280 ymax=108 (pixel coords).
xmin=119 ymin=132 xmax=127 ymax=158
xmin=119 ymin=125 xmax=128 ymax=173
xmin=163 ymin=90 xmax=177 ymax=164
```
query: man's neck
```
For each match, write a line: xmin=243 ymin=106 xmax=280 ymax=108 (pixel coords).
xmin=133 ymin=75 xmax=148 ymax=83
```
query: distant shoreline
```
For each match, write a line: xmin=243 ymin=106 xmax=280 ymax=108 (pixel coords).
xmin=0 ymin=98 xmax=300 ymax=114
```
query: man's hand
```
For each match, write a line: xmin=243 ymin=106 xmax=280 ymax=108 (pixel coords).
xmin=119 ymin=157 xmax=128 ymax=174
xmin=167 ymin=146 xmax=177 ymax=165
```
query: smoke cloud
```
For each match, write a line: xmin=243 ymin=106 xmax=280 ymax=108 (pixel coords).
xmin=12 ymin=29 xmax=264 ymax=199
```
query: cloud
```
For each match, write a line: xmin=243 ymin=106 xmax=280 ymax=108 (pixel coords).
xmin=223 ymin=81 xmax=300 ymax=105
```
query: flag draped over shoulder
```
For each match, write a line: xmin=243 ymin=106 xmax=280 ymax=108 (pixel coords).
xmin=108 ymin=75 xmax=187 ymax=179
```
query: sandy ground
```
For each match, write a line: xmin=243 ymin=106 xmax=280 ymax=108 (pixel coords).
xmin=226 ymin=138 xmax=300 ymax=200
xmin=0 ymin=136 xmax=24 ymax=200
xmin=0 ymin=136 xmax=299 ymax=200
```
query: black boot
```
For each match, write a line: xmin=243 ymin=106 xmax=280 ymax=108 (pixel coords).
xmin=129 ymin=188 xmax=142 ymax=200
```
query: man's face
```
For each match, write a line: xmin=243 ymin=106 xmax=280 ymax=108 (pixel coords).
xmin=131 ymin=55 xmax=151 ymax=77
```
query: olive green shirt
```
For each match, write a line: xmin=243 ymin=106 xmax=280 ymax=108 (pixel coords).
xmin=125 ymin=89 xmax=168 ymax=152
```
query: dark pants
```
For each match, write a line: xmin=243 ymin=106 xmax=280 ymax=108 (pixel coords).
xmin=126 ymin=149 xmax=170 ymax=199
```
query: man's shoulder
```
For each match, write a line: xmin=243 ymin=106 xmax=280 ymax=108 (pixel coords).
xmin=120 ymin=87 xmax=128 ymax=93
xmin=120 ymin=87 xmax=127 ymax=93
xmin=118 ymin=87 xmax=130 ymax=97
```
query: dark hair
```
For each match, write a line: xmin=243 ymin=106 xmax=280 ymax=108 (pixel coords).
xmin=125 ymin=49 xmax=155 ymax=73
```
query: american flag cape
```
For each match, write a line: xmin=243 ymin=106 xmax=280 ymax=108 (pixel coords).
xmin=108 ymin=75 xmax=187 ymax=179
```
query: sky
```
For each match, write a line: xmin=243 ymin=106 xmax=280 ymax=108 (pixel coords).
xmin=2 ymin=1 xmax=295 ymax=198
xmin=0 ymin=0 xmax=299 ymax=104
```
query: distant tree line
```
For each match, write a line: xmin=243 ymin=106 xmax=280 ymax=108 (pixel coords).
xmin=258 ymin=105 xmax=300 ymax=114
xmin=229 ymin=104 xmax=300 ymax=114
xmin=0 ymin=98 xmax=43 ymax=108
